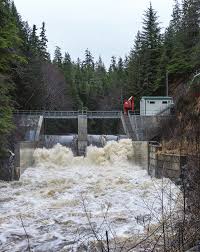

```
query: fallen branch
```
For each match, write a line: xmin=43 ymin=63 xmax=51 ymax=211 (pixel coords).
xmin=19 ymin=215 xmax=31 ymax=252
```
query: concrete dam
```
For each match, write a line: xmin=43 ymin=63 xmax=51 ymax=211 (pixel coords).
xmin=11 ymin=109 xmax=174 ymax=176
xmin=14 ymin=110 xmax=172 ymax=153
xmin=0 ymin=109 xmax=184 ymax=251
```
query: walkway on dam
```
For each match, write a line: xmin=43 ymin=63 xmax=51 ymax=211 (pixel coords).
xmin=14 ymin=110 xmax=123 ymax=119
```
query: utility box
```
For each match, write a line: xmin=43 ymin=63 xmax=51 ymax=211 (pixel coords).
xmin=140 ymin=96 xmax=174 ymax=116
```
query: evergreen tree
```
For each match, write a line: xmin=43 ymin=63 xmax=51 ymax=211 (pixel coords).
xmin=10 ymin=3 xmax=30 ymax=58
xmin=108 ymin=56 xmax=118 ymax=89
xmin=63 ymin=52 xmax=72 ymax=81
xmin=0 ymin=0 xmax=22 ymax=154
xmin=73 ymin=58 xmax=83 ymax=109
xmin=80 ymin=49 xmax=95 ymax=108
xmin=29 ymin=25 xmax=40 ymax=56
xmin=155 ymin=1 xmax=182 ymax=90
xmin=0 ymin=75 xmax=14 ymax=156
xmin=0 ymin=0 xmax=22 ymax=72
xmin=140 ymin=3 xmax=162 ymax=94
xmin=39 ymin=22 xmax=50 ymax=61
xmin=109 ymin=56 xmax=117 ymax=72
xmin=116 ymin=57 xmax=125 ymax=105
xmin=181 ymin=0 xmax=200 ymax=71
xmin=141 ymin=3 xmax=161 ymax=49
xmin=170 ymin=0 xmax=182 ymax=33
xmin=117 ymin=57 xmax=123 ymax=74
xmin=127 ymin=4 xmax=162 ymax=101
xmin=94 ymin=56 xmax=107 ymax=95
xmin=83 ymin=48 xmax=94 ymax=69
xmin=53 ymin=46 xmax=62 ymax=67
xmin=127 ymin=32 xmax=144 ymax=106
xmin=62 ymin=52 xmax=75 ymax=105
xmin=63 ymin=52 xmax=71 ymax=67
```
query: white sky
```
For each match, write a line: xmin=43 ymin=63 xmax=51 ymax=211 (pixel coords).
xmin=14 ymin=0 xmax=174 ymax=66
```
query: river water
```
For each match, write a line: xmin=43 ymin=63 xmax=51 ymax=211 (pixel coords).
xmin=0 ymin=139 xmax=180 ymax=251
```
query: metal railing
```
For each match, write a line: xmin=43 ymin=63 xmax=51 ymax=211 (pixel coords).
xmin=44 ymin=111 xmax=78 ymax=118
xmin=128 ymin=111 xmax=140 ymax=116
xmin=87 ymin=111 xmax=121 ymax=118
xmin=15 ymin=108 xmax=175 ymax=118
xmin=14 ymin=110 xmax=46 ymax=116
xmin=14 ymin=110 xmax=122 ymax=119
xmin=14 ymin=110 xmax=79 ymax=118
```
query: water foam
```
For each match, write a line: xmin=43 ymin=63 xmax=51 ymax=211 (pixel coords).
xmin=0 ymin=139 xmax=181 ymax=251
xmin=34 ymin=144 xmax=74 ymax=167
xmin=34 ymin=139 xmax=134 ymax=167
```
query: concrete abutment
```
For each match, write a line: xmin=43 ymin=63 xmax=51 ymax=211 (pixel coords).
xmin=78 ymin=115 xmax=88 ymax=156
xmin=132 ymin=141 xmax=186 ymax=181
xmin=148 ymin=143 xmax=187 ymax=181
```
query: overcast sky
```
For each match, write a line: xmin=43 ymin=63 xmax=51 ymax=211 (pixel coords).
xmin=14 ymin=0 xmax=174 ymax=66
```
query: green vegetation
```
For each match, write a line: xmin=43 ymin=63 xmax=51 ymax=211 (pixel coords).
xmin=0 ymin=0 xmax=200 ymax=155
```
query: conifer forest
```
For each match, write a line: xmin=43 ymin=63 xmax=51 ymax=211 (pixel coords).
xmin=1 ymin=1 xmax=200 ymax=251
xmin=0 ymin=0 xmax=200 ymax=152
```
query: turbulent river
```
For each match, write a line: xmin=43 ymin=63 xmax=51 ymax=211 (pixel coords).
xmin=0 ymin=139 xmax=180 ymax=251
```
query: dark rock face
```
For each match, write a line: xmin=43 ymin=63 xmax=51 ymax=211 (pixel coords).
xmin=0 ymin=151 xmax=19 ymax=181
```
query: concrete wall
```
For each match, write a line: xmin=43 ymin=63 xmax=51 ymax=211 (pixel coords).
xmin=129 ymin=115 xmax=173 ymax=141
xmin=148 ymin=143 xmax=187 ymax=181
xmin=17 ymin=142 xmax=36 ymax=174
xmin=78 ymin=115 xmax=87 ymax=155
xmin=132 ymin=141 xmax=148 ymax=169
xmin=14 ymin=115 xmax=41 ymax=141
xmin=35 ymin=116 xmax=44 ymax=141
xmin=148 ymin=143 xmax=162 ymax=177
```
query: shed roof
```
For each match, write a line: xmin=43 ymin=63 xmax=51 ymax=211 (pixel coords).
xmin=141 ymin=96 xmax=173 ymax=100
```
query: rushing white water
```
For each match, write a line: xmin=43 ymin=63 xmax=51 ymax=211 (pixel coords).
xmin=0 ymin=140 xmax=180 ymax=251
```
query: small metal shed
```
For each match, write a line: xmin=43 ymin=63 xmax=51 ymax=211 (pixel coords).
xmin=140 ymin=96 xmax=174 ymax=116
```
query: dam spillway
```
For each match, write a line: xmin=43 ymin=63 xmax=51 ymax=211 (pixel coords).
xmin=14 ymin=110 xmax=174 ymax=150
xmin=0 ymin=139 xmax=180 ymax=251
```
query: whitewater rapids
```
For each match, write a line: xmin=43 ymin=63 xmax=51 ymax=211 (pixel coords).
xmin=0 ymin=139 xmax=180 ymax=251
